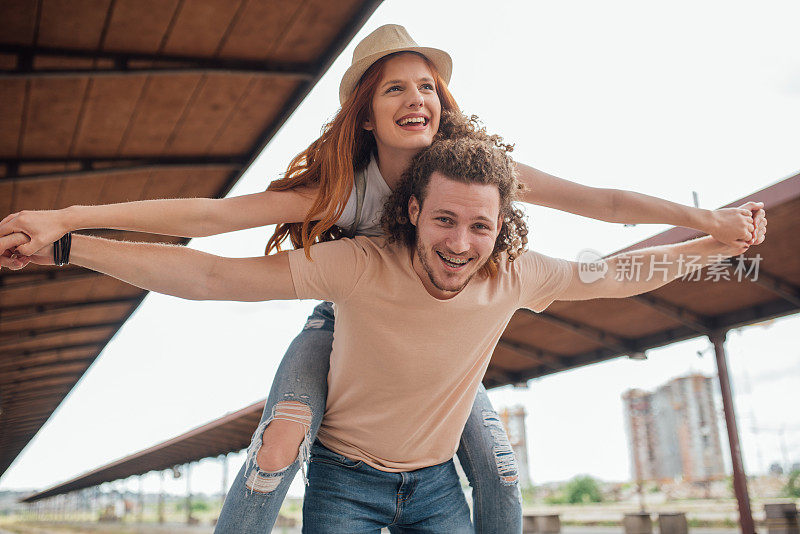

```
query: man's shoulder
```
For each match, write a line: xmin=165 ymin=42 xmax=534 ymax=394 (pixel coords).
xmin=299 ymin=235 xmax=406 ymax=266
xmin=498 ymin=249 xmax=547 ymax=273
xmin=349 ymin=235 xmax=405 ymax=258
xmin=498 ymin=248 xmax=573 ymax=281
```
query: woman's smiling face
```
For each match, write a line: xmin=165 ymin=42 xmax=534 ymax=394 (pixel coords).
xmin=364 ymin=53 xmax=442 ymax=156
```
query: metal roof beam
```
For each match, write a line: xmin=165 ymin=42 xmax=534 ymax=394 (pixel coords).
xmin=2 ymin=156 xmax=244 ymax=182
xmin=750 ymin=269 xmax=800 ymax=308
xmin=0 ymin=270 xmax=106 ymax=291
xmin=1 ymin=296 xmax=140 ymax=320
xmin=1 ymin=342 xmax=104 ymax=359
xmin=484 ymin=369 xmax=525 ymax=388
xmin=2 ymin=155 xmax=244 ymax=165
xmin=0 ymin=388 xmax=73 ymax=405
xmin=0 ymin=44 xmax=315 ymax=79
xmin=2 ymin=359 xmax=94 ymax=382
xmin=3 ymin=372 xmax=85 ymax=393
xmin=0 ymin=67 xmax=311 ymax=79
xmin=0 ymin=321 xmax=121 ymax=347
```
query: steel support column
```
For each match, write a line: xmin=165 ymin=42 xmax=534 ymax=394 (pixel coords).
xmin=138 ymin=476 xmax=144 ymax=523
xmin=158 ymin=471 xmax=165 ymax=524
xmin=186 ymin=463 xmax=193 ymax=525
xmin=220 ymin=453 xmax=229 ymax=504
xmin=710 ymin=330 xmax=755 ymax=534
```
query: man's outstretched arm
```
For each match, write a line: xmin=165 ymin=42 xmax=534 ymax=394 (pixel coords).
xmin=1 ymin=233 xmax=296 ymax=302
xmin=558 ymin=235 xmax=755 ymax=302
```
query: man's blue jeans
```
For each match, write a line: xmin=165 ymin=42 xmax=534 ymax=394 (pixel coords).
xmin=303 ymin=440 xmax=473 ymax=533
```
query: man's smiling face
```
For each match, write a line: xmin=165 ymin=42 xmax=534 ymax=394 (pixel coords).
xmin=409 ymin=172 xmax=502 ymax=299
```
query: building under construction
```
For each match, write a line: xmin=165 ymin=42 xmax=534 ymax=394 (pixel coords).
xmin=623 ymin=374 xmax=726 ymax=483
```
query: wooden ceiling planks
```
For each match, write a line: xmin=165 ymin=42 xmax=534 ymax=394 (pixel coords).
xmin=211 ymin=77 xmax=298 ymax=154
xmin=117 ymin=74 xmax=207 ymax=155
xmin=158 ymin=0 xmax=248 ymax=58
xmin=23 ymin=78 xmax=90 ymax=156
xmin=216 ymin=0 xmax=302 ymax=60
xmin=1 ymin=302 xmax=134 ymax=333
xmin=11 ymin=176 xmax=62 ymax=212
xmin=0 ymin=182 xmax=12 ymax=214
xmin=37 ymin=0 xmax=113 ymax=49
xmin=2 ymin=1 xmax=39 ymax=44
xmin=0 ymin=80 xmax=26 ymax=153
xmin=102 ymin=0 xmax=182 ymax=53
xmin=273 ymin=0 xmax=366 ymax=63
xmin=164 ymin=74 xmax=257 ymax=155
xmin=71 ymin=77 xmax=150 ymax=157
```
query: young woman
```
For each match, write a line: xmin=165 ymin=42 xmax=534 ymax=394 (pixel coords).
xmin=1 ymin=25 xmax=763 ymax=533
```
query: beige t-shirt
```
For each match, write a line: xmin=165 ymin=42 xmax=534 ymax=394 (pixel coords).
xmin=287 ymin=236 xmax=572 ymax=472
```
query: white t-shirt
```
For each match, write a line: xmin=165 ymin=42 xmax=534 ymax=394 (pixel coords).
xmin=336 ymin=156 xmax=391 ymax=236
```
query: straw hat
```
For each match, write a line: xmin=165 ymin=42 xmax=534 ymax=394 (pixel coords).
xmin=339 ymin=24 xmax=452 ymax=105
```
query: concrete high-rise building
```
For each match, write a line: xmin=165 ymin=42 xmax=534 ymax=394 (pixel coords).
xmin=623 ymin=374 xmax=726 ymax=482
xmin=499 ymin=406 xmax=531 ymax=486
xmin=622 ymin=389 xmax=659 ymax=481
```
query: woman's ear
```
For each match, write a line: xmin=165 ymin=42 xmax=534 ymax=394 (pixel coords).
xmin=363 ymin=117 xmax=373 ymax=131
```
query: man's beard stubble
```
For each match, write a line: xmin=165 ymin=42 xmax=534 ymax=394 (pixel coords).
xmin=415 ymin=239 xmax=478 ymax=295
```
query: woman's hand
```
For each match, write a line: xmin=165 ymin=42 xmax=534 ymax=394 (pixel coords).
xmin=708 ymin=202 xmax=765 ymax=246
xmin=750 ymin=207 xmax=767 ymax=245
xmin=0 ymin=209 xmax=68 ymax=257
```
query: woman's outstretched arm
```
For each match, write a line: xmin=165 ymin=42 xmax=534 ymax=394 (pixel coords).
xmin=516 ymin=162 xmax=763 ymax=246
xmin=0 ymin=186 xmax=319 ymax=257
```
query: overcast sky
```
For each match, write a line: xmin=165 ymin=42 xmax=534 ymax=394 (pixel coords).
xmin=2 ymin=0 xmax=799 ymax=498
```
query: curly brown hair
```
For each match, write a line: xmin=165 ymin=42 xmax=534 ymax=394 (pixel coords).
xmin=380 ymin=111 xmax=529 ymax=277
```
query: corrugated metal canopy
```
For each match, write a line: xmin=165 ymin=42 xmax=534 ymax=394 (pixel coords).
xmin=19 ymin=173 xmax=799 ymax=503
xmin=21 ymin=401 xmax=265 ymax=502
xmin=0 ymin=0 xmax=384 ymax=479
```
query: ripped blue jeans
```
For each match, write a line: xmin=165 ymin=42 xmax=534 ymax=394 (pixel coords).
xmin=214 ymin=302 xmax=522 ymax=533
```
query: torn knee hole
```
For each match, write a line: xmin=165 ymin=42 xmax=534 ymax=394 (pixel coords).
xmin=244 ymin=400 xmax=313 ymax=493
xmin=254 ymin=401 xmax=312 ymax=471
xmin=482 ymin=410 xmax=520 ymax=486
xmin=245 ymin=469 xmax=284 ymax=494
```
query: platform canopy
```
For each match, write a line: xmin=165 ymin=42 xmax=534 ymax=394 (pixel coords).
xmin=483 ymin=173 xmax=799 ymax=388
xmin=19 ymin=172 xmax=799 ymax=503
xmin=0 ymin=0 xmax=384 ymax=479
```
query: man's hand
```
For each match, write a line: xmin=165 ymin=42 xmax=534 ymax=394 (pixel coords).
xmin=0 ymin=209 xmax=68 ymax=257
xmin=709 ymin=201 xmax=766 ymax=246
xmin=0 ymin=232 xmax=54 ymax=270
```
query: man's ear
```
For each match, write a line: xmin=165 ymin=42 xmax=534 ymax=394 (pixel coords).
xmin=408 ymin=196 xmax=420 ymax=226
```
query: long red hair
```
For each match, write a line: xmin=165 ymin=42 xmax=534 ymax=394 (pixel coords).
xmin=265 ymin=52 xmax=460 ymax=257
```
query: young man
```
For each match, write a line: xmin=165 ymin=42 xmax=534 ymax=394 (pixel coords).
xmin=2 ymin=136 xmax=764 ymax=532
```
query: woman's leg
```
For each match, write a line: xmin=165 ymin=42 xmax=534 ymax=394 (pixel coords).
xmin=214 ymin=302 xmax=334 ymax=534
xmin=456 ymin=384 xmax=523 ymax=534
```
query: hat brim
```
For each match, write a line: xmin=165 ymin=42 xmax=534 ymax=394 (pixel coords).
xmin=339 ymin=46 xmax=452 ymax=105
